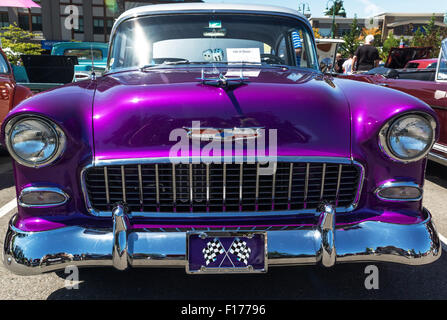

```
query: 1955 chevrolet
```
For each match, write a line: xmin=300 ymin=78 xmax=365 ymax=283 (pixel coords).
xmin=1 ymin=3 xmax=442 ymax=275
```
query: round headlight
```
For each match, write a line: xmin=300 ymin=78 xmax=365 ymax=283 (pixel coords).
xmin=5 ymin=117 xmax=66 ymax=167
xmin=379 ymin=114 xmax=436 ymax=162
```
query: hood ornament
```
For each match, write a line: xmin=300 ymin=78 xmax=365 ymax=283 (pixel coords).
xmin=197 ymin=68 xmax=248 ymax=89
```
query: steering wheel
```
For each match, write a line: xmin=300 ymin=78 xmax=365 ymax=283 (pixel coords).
xmin=260 ymin=54 xmax=285 ymax=65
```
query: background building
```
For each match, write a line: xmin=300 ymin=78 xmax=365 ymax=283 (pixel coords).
xmin=0 ymin=0 xmax=202 ymax=46
xmin=309 ymin=16 xmax=366 ymax=38
xmin=310 ymin=12 xmax=447 ymax=39
xmin=377 ymin=13 xmax=447 ymax=40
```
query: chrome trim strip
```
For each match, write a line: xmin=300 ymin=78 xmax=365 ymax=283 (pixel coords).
xmin=428 ymin=151 xmax=447 ymax=166
xmin=223 ymin=163 xmax=226 ymax=210
xmin=172 ymin=163 xmax=176 ymax=210
xmin=93 ymin=156 xmax=354 ymax=166
xmin=155 ymin=164 xmax=160 ymax=209
xmin=432 ymin=142 xmax=447 ymax=154
xmin=374 ymin=181 xmax=423 ymax=202
xmin=206 ymin=163 xmax=210 ymax=210
xmin=104 ymin=167 xmax=110 ymax=206
xmin=287 ymin=163 xmax=293 ymax=208
xmin=189 ymin=163 xmax=193 ymax=211
xmin=255 ymin=163 xmax=260 ymax=210
xmin=271 ymin=162 xmax=277 ymax=209
xmin=80 ymin=156 xmax=365 ymax=217
xmin=303 ymin=163 xmax=309 ymax=207
xmin=138 ymin=165 xmax=143 ymax=210
xmin=18 ymin=186 xmax=69 ymax=208
xmin=335 ymin=164 xmax=342 ymax=206
xmin=239 ymin=163 xmax=243 ymax=211
xmin=121 ymin=165 xmax=126 ymax=203
xmin=320 ymin=163 xmax=326 ymax=200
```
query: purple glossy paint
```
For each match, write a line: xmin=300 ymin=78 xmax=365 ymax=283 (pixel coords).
xmin=0 ymin=65 xmax=438 ymax=232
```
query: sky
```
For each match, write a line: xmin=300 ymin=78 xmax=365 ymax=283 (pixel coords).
xmin=204 ymin=0 xmax=447 ymax=18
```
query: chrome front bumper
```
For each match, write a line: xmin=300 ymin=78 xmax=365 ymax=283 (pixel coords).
xmin=3 ymin=206 xmax=441 ymax=275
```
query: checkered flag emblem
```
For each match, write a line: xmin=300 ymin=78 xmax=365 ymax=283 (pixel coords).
xmin=202 ymin=238 xmax=225 ymax=265
xmin=229 ymin=238 xmax=251 ymax=265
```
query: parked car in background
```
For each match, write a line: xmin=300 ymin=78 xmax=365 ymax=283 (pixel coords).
xmin=0 ymin=48 xmax=32 ymax=130
xmin=12 ymin=54 xmax=79 ymax=94
xmin=1 ymin=3 xmax=441 ymax=275
xmin=404 ymin=58 xmax=438 ymax=70
xmin=315 ymin=38 xmax=344 ymax=71
xmin=337 ymin=38 xmax=447 ymax=165
xmin=51 ymin=42 xmax=108 ymax=81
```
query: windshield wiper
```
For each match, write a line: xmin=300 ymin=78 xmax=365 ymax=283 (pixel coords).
xmin=162 ymin=59 xmax=190 ymax=65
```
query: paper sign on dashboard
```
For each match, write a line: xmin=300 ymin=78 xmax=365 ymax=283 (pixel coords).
xmin=226 ymin=48 xmax=261 ymax=64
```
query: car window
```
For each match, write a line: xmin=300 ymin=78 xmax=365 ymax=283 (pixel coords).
xmin=0 ymin=53 xmax=9 ymax=73
xmin=109 ymin=14 xmax=318 ymax=70
xmin=405 ymin=62 xmax=419 ymax=69
xmin=437 ymin=39 xmax=447 ymax=81
xmin=64 ymin=49 xmax=103 ymax=60
xmin=427 ymin=62 xmax=437 ymax=69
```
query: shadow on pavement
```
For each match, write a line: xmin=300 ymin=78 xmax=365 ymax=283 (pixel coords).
xmin=47 ymin=251 xmax=447 ymax=300
xmin=426 ymin=160 xmax=447 ymax=189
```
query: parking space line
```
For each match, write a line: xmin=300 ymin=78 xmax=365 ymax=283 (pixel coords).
xmin=0 ymin=198 xmax=17 ymax=218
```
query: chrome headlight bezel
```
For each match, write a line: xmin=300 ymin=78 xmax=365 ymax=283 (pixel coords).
xmin=4 ymin=116 xmax=66 ymax=168
xmin=378 ymin=113 xmax=436 ymax=163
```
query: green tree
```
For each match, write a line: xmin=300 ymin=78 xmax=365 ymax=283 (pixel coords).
xmin=0 ymin=23 xmax=42 ymax=65
xmin=325 ymin=1 xmax=347 ymax=17
xmin=339 ymin=15 xmax=361 ymax=57
xmin=409 ymin=14 xmax=447 ymax=57
xmin=411 ymin=27 xmax=425 ymax=47
xmin=380 ymin=31 xmax=399 ymax=61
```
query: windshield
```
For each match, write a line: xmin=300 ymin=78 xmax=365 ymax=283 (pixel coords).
xmin=64 ymin=49 xmax=103 ymax=61
xmin=437 ymin=38 xmax=447 ymax=81
xmin=108 ymin=13 xmax=318 ymax=71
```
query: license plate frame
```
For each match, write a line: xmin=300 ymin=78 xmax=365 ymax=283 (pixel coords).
xmin=186 ymin=231 xmax=267 ymax=274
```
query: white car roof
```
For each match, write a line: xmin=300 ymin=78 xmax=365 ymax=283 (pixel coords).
xmin=115 ymin=3 xmax=306 ymax=27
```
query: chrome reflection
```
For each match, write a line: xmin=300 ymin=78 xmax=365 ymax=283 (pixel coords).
xmin=18 ymin=186 xmax=69 ymax=208
xmin=374 ymin=181 xmax=422 ymax=202
xmin=2 ymin=208 xmax=441 ymax=275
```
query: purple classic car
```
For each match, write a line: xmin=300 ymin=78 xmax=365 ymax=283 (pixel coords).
xmin=1 ymin=3 xmax=442 ymax=275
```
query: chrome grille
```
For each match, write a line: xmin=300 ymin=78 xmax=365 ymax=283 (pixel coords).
xmin=84 ymin=161 xmax=362 ymax=214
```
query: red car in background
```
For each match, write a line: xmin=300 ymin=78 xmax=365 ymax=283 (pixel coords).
xmin=337 ymin=39 xmax=447 ymax=165
xmin=405 ymin=58 xmax=438 ymax=69
xmin=0 ymin=48 xmax=33 ymax=129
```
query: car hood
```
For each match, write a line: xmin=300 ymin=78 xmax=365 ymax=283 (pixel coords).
xmin=92 ymin=67 xmax=351 ymax=161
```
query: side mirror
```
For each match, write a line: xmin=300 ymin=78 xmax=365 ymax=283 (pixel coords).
xmin=320 ymin=57 xmax=333 ymax=73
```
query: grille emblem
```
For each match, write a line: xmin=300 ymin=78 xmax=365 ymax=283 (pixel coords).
xmin=183 ymin=127 xmax=264 ymax=141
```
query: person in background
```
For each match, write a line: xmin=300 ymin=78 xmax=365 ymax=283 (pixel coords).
xmin=352 ymin=34 xmax=380 ymax=72
xmin=334 ymin=53 xmax=344 ymax=73
xmin=292 ymin=30 xmax=302 ymax=66
xmin=342 ymin=54 xmax=353 ymax=74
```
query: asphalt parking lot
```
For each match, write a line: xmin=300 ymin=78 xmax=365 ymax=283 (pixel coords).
xmin=1 ymin=153 xmax=447 ymax=300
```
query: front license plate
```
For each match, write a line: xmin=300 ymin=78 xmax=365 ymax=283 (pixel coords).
xmin=186 ymin=232 xmax=267 ymax=274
